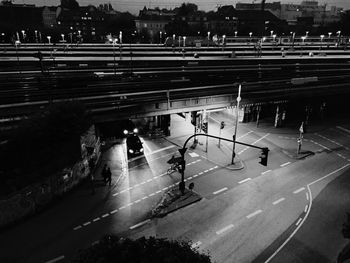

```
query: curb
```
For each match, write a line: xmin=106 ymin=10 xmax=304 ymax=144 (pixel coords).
xmin=282 ymin=150 xmax=315 ymax=159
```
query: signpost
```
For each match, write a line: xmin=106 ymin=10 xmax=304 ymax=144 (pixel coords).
xmin=232 ymin=84 xmax=241 ymax=164
xmin=298 ymin=122 xmax=304 ymax=154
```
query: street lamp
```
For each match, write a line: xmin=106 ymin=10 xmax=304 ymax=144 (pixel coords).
xmin=207 ymin=31 xmax=210 ymax=47
xmin=234 ymin=31 xmax=238 ymax=37
xmin=222 ymin=34 xmax=226 ymax=51
xmin=249 ymin=32 xmax=252 ymax=42
xmin=21 ymin=30 xmax=25 ymax=42
xmin=301 ymin=36 xmax=306 ymax=56
xmin=14 ymin=40 xmax=22 ymax=75
xmin=47 ymin=35 xmax=51 ymax=44
xmin=183 ymin=36 xmax=186 ymax=47
xmin=328 ymin=32 xmax=332 ymax=38
xmin=320 ymin=34 xmax=324 ymax=50
xmin=119 ymin=31 xmax=123 ymax=44
xmin=112 ymin=38 xmax=117 ymax=75
xmin=1 ymin=33 xmax=4 ymax=43
xmin=270 ymin=30 xmax=273 ymax=37
xmin=306 ymin=31 xmax=309 ymax=38
xmin=61 ymin=34 xmax=65 ymax=42
xmin=34 ymin=30 xmax=38 ymax=43
xmin=231 ymin=83 xmax=242 ymax=164
xmin=159 ymin=31 xmax=162 ymax=44
xmin=272 ymin=34 xmax=276 ymax=42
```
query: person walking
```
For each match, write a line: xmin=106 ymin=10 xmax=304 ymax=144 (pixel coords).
xmin=101 ymin=164 xmax=107 ymax=184
xmin=106 ymin=167 xmax=112 ymax=186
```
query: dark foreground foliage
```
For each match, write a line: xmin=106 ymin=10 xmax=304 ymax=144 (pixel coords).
xmin=72 ymin=235 xmax=211 ymax=263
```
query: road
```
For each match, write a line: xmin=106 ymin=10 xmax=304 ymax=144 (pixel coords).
xmin=1 ymin=111 xmax=350 ymax=263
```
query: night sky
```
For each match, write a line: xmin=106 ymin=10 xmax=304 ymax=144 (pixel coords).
xmin=18 ymin=0 xmax=350 ymax=15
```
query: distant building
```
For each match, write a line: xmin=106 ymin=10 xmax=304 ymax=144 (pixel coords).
xmin=56 ymin=5 xmax=105 ymax=42
xmin=42 ymin=6 xmax=58 ymax=28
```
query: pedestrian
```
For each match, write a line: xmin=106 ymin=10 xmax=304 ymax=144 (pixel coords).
xmin=106 ymin=167 xmax=112 ymax=186
xmin=101 ymin=164 xmax=107 ymax=184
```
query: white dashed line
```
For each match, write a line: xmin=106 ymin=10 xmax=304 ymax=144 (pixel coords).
xmin=126 ymin=203 xmax=133 ymax=207
xmin=246 ymin=210 xmax=263 ymax=219
xmin=149 ymin=193 xmax=155 ymax=197
xmin=199 ymin=172 xmax=203 ymax=175
xmin=73 ymin=226 xmax=82 ymax=231
xmin=156 ymin=190 xmax=161 ymax=194
xmin=213 ymin=187 xmax=228 ymax=195
xmin=262 ymin=170 xmax=271 ymax=175
xmin=204 ymin=170 xmax=209 ymax=173
xmin=112 ymin=192 xmax=119 ymax=197
xmin=189 ymin=152 xmax=199 ymax=157
xmin=142 ymin=196 xmax=148 ymax=200
xmin=119 ymin=205 xmax=126 ymax=210
xmin=280 ymin=162 xmax=291 ymax=167
xmin=187 ymin=176 xmax=193 ymax=180
xmin=306 ymin=192 xmax=309 ymax=200
xmin=293 ymin=187 xmax=305 ymax=194
xmin=162 ymin=187 xmax=168 ymax=191
xmin=304 ymin=205 xmax=308 ymax=213
xmin=216 ymin=224 xmax=234 ymax=235
xmin=296 ymin=218 xmax=303 ymax=226
xmin=191 ymin=241 xmax=202 ymax=248
xmin=238 ymin=178 xmax=251 ymax=184
xmin=134 ymin=199 xmax=141 ymax=203
xmin=110 ymin=209 xmax=118 ymax=214
xmin=101 ymin=213 xmax=109 ymax=218
xmin=83 ymin=221 xmax=91 ymax=226
xmin=45 ymin=255 xmax=65 ymax=263
xmin=92 ymin=217 xmax=100 ymax=222
xmin=130 ymin=219 xmax=151 ymax=230
xmin=272 ymin=198 xmax=285 ymax=205
xmin=193 ymin=174 xmax=198 ymax=178
xmin=147 ymin=179 xmax=152 ymax=182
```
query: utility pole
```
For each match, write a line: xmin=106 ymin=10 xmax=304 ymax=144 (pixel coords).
xmin=232 ymin=84 xmax=242 ymax=164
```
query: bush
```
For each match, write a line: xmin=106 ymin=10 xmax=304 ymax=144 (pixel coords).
xmin=72 ymin=235 xmax=211 ymax=263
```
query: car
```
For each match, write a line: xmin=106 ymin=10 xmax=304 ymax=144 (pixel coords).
xmin=122 ymin=119 xmax=138 ymax=136
xmin=126 ymin=135 xmax=144 ymax=157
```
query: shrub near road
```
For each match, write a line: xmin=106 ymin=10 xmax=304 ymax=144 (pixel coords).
xmin=73 ymin=235 xmax=211 ymax=263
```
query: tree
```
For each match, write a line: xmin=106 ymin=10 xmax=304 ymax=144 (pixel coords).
xmin=60 ymin=0 xmax=79 ymax=10
xmin=176 ymin=3 xmax=198 ymax=16
xmin=72 ymin=235 xmax=211 ymax=263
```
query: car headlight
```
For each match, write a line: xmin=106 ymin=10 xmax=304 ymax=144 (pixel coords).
xmin=123 ymin=130 xmax=128 ymax=135
xmin=129 ymin=149 xmax=134 ymax=153
xmin=140 ymin=148 xmax=144 ymax=152
xmin=133 ymin=128 xmax=138 ymax=133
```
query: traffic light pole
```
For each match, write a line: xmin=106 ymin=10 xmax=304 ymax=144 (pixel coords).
xmin=232 ymin=84 xmax=242 ymax=164
xmin=178 ymin=133 xmax=269 ymax=194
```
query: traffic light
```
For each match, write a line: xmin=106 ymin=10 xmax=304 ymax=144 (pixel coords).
xmin=259 ymin=147 xmax=269 ymax=166
xmin=220 ymin=121 xmax=225 ymax=129
xmin=202 ymin=122 xmax=208 ymax=133
xmin=191 ymin=111 xmax=197 ymax=126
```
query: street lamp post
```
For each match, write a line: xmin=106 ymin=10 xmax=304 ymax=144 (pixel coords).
xmin=159 ymin=31 xmax=162 ymax=44
xmin=270 ymin=30 xmax=273 ymax=37
xmin=231 ymin=84 xmax=242 ymax=164
xmin=34 ymin=30 xmax=38 ymax=43
xmin=47 ymin=36 xmax=51 ymax=44
xmin=21 ymin=30 xmax=25 ymax=42
xmin=301 ymin=36 xmax=306 ymax=56
xmin=61 ymin=34 xmax=65 ymax=42
xmin=234 ymin=31 xmax=238 ymax=38
xmin=183 ymin=36 xmax=186 ymax=47
xmin=249 ymin=32 xmax=252 ymax=42
xmin=320 ymin=34 xmax=324 ymax=50
xmin=207 ymin=31 xmax=210 ymax=47
xmin=328 ymin=32 xmax=332 ymax=38
xmin=112 ymin=38 xmax=117 ymax=75
xmin=222 ymin=35 xmax=226 ymax=51
xmin=306 ymin=31 xmax=309 ymax=38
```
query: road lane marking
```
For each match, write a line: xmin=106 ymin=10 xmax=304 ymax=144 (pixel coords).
xmin=147 ymin=179 xmax=152 ymax=182
xmin=191 ymin=241 xmax=202 ymax=248
xmin=147 ymin=145 xmax=175 ymax=155
xmin=187 ymin=176 xmax=193 ymax=180
xmin=126 ymin=203 xmax=133 ymax=207
xmin=130 ymin=219 xmax=151 ymax=230
xmin=189 ymin=152 xmax=199 ymax=157
xmin=296 ymin=218 xmax=303 ymax=226
xmin=293 ymin=187 xmax=305 ymax=194
xmin=213 ymin=187 xmax=228 ymax=195
xmin=237 ymin=131 xmax=253 ymax=139
xmin=246 ymin=210 xmax=262 ymax=219
xmin=193 ymin=174 xmax=198 ymax=178
xmin=134 ymin=199 xmax=141 ymax=203
xmin=45 ymin=255 xmax=65 ymax=263
xmin=304 ymin=205 xmax=308 ymax=213
xmin=101 ymin=213 xmax=109 ymax=218
xmin=162 ymin=187 xmax=168 ymax=191
xmin=238 ymin=133 xmax=270 ymax=154
xmin=204 ymin=170 xmax=209 ymax=173
xmin=92 ymin=217 xmax=100 ymax=222
xmin=262 ymin=170 xmax=271 ymax=175
xmin=280 ymin=162 xmax=291 ymax=167
xmin=142 ymin=196 xmax=148 ymax=200
xmin=266 ymin=164 xmax=350 ymax=263
xmin=306 ymin=192 xmax=309 ymax=200
xmin=149 ymin=193 xmax=155 ymax=196
xmin=112 ymin=192 xmax=119 ymax=196
xmin=83 ymin=221 xmax=91 ymax=226
xmin=199 ymin=172 xmax=203 ymax=175
xmin=272 ymin=198 xmax=285 ymax=205
xmin=156 ymin=190 xmax=161 ymax=194
xmin=119 ymin=205 xmax=126 ymax=210
xmin=336 ymin=126 xmax=350 ymax=134
xmin=238 ymin=178 xmax=251 ymax=184
xmin=73 ymin=226 xmax=82 ymax=231
xmin=216 ymin=224 xmax=234 ymax=235
xmin=110 ymin=209 xmax=118 ymax=214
